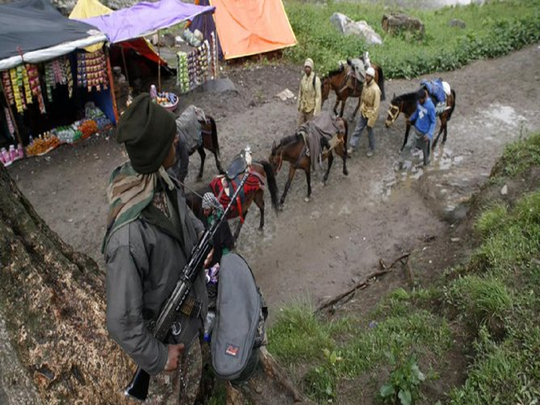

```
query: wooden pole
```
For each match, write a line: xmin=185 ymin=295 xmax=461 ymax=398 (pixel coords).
xmin=157 ymin=32 xmax=162 ymax=93
xmin=104 ymin=47 xmax=119 ymax=123
xmin=0 ymin=80 xmax=26 ymax=157
xmin=120 ymin=46 xmax=130 ymax=84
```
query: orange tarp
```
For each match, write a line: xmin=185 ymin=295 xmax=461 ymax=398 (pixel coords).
xmin=210 ymin=0 xmax=296 ymax=60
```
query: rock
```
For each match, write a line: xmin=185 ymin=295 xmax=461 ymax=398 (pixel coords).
xmin=275 ymin=88 xmax=295 ymax=101
xmin=501 ymin=184 xmax=508 ymax=195
xmin=330 ymin=12 xmax=383 ymax=45
xmin=451 ymin=238 xmax=461 ymax=243
xmin=449 ymin=19 xmax=467 ymax=29
xmin=381 ymin=13 xmax=425 ymax=37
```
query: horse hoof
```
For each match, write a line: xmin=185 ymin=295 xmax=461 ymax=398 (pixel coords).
xmin=278 ymin=203 xmax=285 ymax=211
xmin=322 ymin=181 xmax=327 ymax=186
xmin=344 ymin=170 xmax=349 ymax=176
xmin=304 ymin=197 xmax=311 ymax=203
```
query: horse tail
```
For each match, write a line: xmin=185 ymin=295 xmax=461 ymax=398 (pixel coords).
xmin=258 ymin=160 xmax=279 ymax=212
xmin=447 ymin=89 xmax=456 ymax=122
xmin=377 ymin=66 xmax=386 ymax=101
xmin=208 ymin=116 xmax=221 ymax=159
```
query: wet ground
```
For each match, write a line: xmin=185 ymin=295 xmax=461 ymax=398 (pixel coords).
xmin=9 ymin=44 xmax=540 ymax=318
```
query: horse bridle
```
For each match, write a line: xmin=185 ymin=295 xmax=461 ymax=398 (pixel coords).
xmin=386 ymin=104 xmax=401 ymax=125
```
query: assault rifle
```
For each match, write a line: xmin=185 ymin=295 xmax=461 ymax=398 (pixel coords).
xmin=125 ymin=152 xmax=252 ymax=401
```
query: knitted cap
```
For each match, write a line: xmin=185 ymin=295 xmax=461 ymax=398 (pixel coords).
xmin=116 ymin=93 xmax=176 ymax=174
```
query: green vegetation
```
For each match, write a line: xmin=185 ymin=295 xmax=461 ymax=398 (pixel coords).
xmin=268 ymin=133 xmax=540 ymax=403
xmin=283 ymin=0 xmax=540 ymax=78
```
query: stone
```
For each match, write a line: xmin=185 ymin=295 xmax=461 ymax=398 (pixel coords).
xmin=381 ymin=13 xmax=425 ymax=37
xmin=500 ymin=184 xmax=508 ymax=195
xmin=449 ymin=19 xmax=467 ymax=29
xmin=276 ymin=88 xmax=294 ymax=101
xmin=330 ymin=12 xmax=383 ymax=46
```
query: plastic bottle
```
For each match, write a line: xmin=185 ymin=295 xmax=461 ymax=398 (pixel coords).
xmin=9 ymin=145 xmax=16 ymax=162
xmin=203 ymin=310 xmax=216 ymax=343
xmin=0 ymin=148 xmax=6 ymax=165
xmin=17 ymin=143 xmax=23 ymax=159
xmin=150 ymin=84 xmax=157 ymax=101
xmin=29 ymin=135 xmax=34 ymax=145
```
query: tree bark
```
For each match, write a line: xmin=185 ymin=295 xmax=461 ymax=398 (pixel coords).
xmin=0 ymin=164 xmax=308 ymax=404
xmin=0 ymin=164 xmax=133 ymax=404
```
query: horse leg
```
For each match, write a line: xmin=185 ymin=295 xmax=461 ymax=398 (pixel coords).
xmin=333 ymin=99 xmax=340 ymax=116
xmin=323 ymin=152 xmax=334 ymax=184
xmin=197 ymin=146 xmax=206 ymax=179
xmin=339 ymin=99 xmax=346 ymax=118
xmin=304 ymin=168 xmax=312 ymax=202
xmin=233 ymin=211 xmax=249 ymax=241
xmin=432 ymin=121 xmax=445 ymax=149
xmin=254 ymin=190 xmax=265 ymax=230
xmin=279 ymin=165 xmax=297 ymax=206
xmin=401 ymin=123 xmax=411 ymax=151
xmin=442 ymin=121 xmax=449 ymax=145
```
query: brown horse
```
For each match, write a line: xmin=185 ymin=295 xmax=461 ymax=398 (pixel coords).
xmin=321 ymin=60 xmax=386 ymax=118
xmin=191 ymin=116 xmax=225 ymax=179
xmin=269 ymin=118 xmax=348 ymax=206
xmin=385 ymin=89 xmax=457 ymax=150
xmin=185 ymin=160 xmax=279 ymax=240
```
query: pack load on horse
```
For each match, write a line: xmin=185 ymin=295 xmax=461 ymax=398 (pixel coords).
xmin=171 ymin=105 xmax=224 ymax=183
xmin=186 ymin=148 xmax=279 ymax=240
xmin=385 ymin=79 xmax=456 ymax=150
xmin=269 ymin=111 xmax=348 ymax=205
xmin=321 ymin=52 xmax=386 ymax=118
xmin=420 ymin=78 xmax=451 ymax=116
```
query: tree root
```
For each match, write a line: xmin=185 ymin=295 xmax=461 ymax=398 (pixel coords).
xmin=316 ymin=253 xmax=411 ymax=313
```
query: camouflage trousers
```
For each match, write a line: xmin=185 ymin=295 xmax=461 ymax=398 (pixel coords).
xmin=146 ymin=341 xmax=203 ymax=405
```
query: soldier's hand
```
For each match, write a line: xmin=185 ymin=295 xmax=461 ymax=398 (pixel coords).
xmin=164 ymin=344 xmax=185 ymax=372
xmin=204 ymin=248 xmax=215 ymax=269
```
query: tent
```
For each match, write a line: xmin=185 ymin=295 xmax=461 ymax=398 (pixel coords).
xmin=191 ymin=0 xmax=296 ymax=60
xmin=77 ymin=0 xmax=215 ymax=44
xmin=0 ymin=0 xmax=107 ymax=70
xmin=69 ymin=0 xmax=167 ymax=66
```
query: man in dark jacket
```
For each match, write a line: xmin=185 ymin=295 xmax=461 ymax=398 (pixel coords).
xmin=103 ymin=94 xmax=207 ymax=398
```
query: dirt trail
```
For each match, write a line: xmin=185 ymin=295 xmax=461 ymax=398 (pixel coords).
xmin=10 ymin=44 xmax=540 ymax=317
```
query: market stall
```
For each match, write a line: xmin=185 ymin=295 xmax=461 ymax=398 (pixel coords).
xmin=78 ymin=0 xmax=218 ymax=99
xmin=0 ymin=0 xmax=115 ymax=167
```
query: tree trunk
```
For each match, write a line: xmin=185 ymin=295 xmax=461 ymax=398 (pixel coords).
xmin=0 ymin=164 xmax=133 ymax=404
xmin=0 ymin=164 xmax=309 ymax=404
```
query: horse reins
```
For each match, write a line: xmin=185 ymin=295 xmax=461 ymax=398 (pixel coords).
xmin=387 ymin=104 xmax=401 ymax=124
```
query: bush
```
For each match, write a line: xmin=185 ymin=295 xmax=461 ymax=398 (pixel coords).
xmin=284 ymin=0 xmax=540 ymax=78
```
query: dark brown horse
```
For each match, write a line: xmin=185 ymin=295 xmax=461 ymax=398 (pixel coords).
xmin=191 ymin=116 xmax=225 ymax=178
xmin=321 ymin=60 xmax=386 ymax=118
xmin=269 ymin=118 xmax=348 ymax=206
xmin=185 ymin=160 xmax=279 ymax=240
xmin=385 ymin=89 xmax=457 ymax=149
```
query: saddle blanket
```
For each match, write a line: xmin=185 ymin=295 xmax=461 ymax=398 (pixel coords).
xmin=176 ymin=105 xmax=206 ymax=151
xmin=209 ymin=169 xmax=265 ymax=219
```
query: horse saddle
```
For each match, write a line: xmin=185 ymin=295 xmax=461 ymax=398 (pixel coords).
xmin=226 ymin=148 xmax=252 ymax=180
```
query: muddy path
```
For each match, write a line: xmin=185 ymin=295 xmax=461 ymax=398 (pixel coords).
xmin=10 ymin=44 xmax=540 ymax=318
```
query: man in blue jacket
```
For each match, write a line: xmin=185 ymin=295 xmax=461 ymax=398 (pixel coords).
xmin=399 ymin=89 xmax=437 ymax=167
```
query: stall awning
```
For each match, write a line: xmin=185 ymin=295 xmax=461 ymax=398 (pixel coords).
xmin=78 ymin=0 xmax=215 ymax=44
xmin=0 ymin=0 xmax=107 ymax=71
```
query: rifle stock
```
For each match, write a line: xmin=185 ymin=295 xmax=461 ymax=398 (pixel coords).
xmin=125 ymin=367 xmax=150 ymax=401
xmin=124 ymin=163 xmax=252 ymax=401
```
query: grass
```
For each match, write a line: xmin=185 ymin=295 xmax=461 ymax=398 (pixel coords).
xmin=266 ymin=133 xmax=540 ymax=404
xmin=283 ymin=0 xmax=540 ymax=78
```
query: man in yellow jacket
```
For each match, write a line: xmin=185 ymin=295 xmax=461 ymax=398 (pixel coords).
xmin=348 ymin=67 xmax=381 ymax=157
xmin=297 ymin=58 xmax=322 ymax=126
